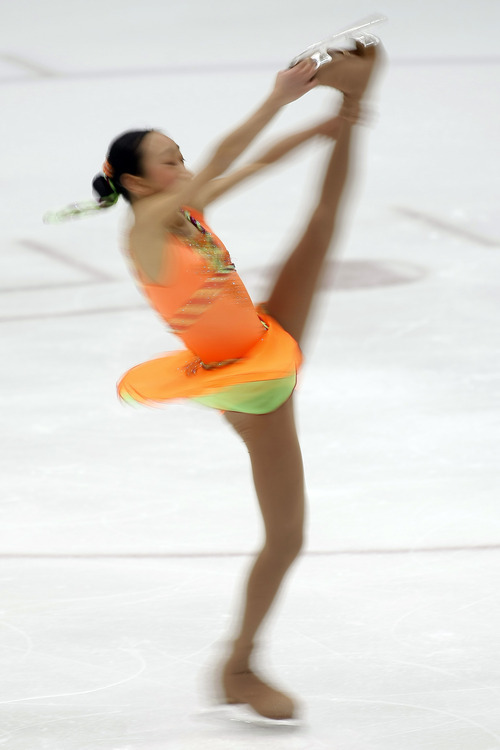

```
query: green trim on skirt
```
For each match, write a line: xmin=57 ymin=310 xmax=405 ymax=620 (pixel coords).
xmin=192 ymin=374 xmax=296 ymax=414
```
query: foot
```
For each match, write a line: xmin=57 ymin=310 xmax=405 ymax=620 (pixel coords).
xmin=222 ymin=662 xmax=296 ymax=721
xmin=315 ymin=38 xmax=381 ymax=99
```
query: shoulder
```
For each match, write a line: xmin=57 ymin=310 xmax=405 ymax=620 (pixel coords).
xmin=128 ymin=211 xmax=169 ymax=283
xmin=132 ymin=190 xmax=208 ymax=233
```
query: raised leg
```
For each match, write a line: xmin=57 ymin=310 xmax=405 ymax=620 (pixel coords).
xmin=265 ymin=109 xmax=356 ymax=346
xmin=265 ymin=40 xmax=383 ymax=345
xmin=221 ymin=397 xmax=305 ymax=719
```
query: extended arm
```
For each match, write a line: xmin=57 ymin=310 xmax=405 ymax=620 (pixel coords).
xmin=198 ymin=116 xmax=343 ymax=207
xmin=138 ymin=60 xmax=318 ymax=227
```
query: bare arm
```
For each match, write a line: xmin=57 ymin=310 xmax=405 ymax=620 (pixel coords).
xmin=137 ymin=60 xmax=318 ymax=228
xmin=198 ymin=116 xmax=344 ymax=206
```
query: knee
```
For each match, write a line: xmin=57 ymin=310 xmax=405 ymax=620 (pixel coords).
xmin=266 ymin=523 xmax=304 ymax=563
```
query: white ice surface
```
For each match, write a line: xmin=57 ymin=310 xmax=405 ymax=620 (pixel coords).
xmin=1 ymin=0 xmax=500 ymax=748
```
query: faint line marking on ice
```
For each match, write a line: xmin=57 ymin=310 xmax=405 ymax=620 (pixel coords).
xmin=396 ymin=56 xmax=500 ymax=66
xmin=292 ymin=628 xmax=354 ymax=661
xmin=1 ymin=253 xmax=427 ymax=321
xmin=359 ymin=713 xmax=460 ymax=737
xmin=17 ymin=585 xmax=185 ymax=608
xmin=394 ymin=206 xmax=500 ymax=248
xmin=152 ymin=634 xmax=223 ymax=667
xmin=0 ymin=304 xmax=146 ymax=323
xmin=378 ymin=718 xmax=463 ymax=740
xmin=16 ymin=239 xmax=117 ymax=282
xmin=389 ymin=600 xmax=437 ymax=644
xmin=381 ymin=655 xmax=500 ymax=701
xmin=452 ymin=592 xmax=500 ymax=614
xmin=1 ymin=544 xmax=499 ymax=559
xmin=0 ymin=280 xmax=116 ymax=294
xmin=0 ymin=647 xmax=146 ymax=705
xmin=0 ymin=711 xmax=123 ymax=744
xmin=330 ymin=697 xmax=500 ymax=745
xmin=245 ymin=258 xmax=428 ymax=292
xmin=1 ymin=55 xmax=500 ymax=86
xmin=385 ymin=685 xmax=500 ymax=700
xmin=1 ymin=238 xmax=141 ymax=323
xmin=0 ymin=619 xmax=33 ymax=659
xmin=0 ymin=53 xmax=58 ymax=78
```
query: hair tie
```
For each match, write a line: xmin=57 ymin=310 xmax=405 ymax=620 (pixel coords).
xmin=102 ymin=159 xmax=114 ymax=179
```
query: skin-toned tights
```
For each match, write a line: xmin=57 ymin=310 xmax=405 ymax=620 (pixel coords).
xmin=223 ymin=115 xmax=354 ymax=670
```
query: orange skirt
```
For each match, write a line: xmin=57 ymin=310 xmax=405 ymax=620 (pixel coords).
xmin=117 ymin=309 xmax=302 ymax=414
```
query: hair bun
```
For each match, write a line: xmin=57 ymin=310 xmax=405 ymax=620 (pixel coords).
xmin=92 ymin=174 xmax=116 ymax=204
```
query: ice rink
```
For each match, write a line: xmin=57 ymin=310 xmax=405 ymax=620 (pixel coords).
xmin=1 ymin=1 xmax=500 ymax=747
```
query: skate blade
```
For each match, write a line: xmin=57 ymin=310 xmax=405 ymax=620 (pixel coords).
xmin=195 ymin=704 xmax=304 ymax=728
xmin=288 ymin=14 xmax=387 ymax=68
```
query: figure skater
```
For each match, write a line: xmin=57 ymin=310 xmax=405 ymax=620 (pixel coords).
xmin=84 ymin=39 xmax=380 ymax=721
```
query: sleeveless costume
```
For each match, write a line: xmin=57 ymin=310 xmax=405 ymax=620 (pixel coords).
xmin=117 ymin=207 xmax=302 ymax=414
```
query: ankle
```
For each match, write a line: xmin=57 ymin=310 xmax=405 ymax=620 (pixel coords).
xmin=339 ymin=95 xmax=361 ymax=124
xmin=226 ymin=640 xmax=255 ymax=672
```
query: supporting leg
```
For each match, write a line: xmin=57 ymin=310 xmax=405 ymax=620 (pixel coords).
xmin=217 ymin=122 xmax=356 ymax=717
xmin=221 ymin=397 xmax=305 ymax=718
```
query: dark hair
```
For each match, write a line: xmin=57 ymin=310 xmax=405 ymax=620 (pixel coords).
xmin=92 ymin=129 xmax=154 ymax=204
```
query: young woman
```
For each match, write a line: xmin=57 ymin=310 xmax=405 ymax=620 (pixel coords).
xmin=90 ymin=41 xmax=380 ymax=721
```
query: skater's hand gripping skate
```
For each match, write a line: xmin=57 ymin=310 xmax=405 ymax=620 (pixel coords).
xmin=271 ymin=60 xmax=318 ymax=106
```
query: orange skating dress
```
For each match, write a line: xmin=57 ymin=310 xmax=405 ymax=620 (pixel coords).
xmin=117 ymin=207 xmax=302 ymax=414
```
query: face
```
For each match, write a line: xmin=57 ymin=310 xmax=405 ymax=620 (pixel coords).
xmin=134 ymin=131 xmax=192 ymax=197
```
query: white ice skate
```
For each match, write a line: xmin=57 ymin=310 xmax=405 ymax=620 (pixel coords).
xmin=196 ymin=703 xmax=304 ymax=728
xmin=288 ymin=13 xmax=387 ymax=69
